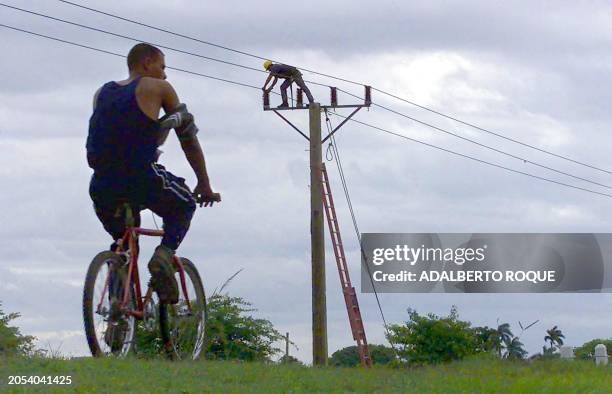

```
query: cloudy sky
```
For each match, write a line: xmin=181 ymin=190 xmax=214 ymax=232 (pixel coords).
xmin=1 ymin=0 xmax=612 ymax=363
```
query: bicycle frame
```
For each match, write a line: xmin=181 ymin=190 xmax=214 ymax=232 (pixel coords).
xmin=95 ymin=226 xmax=193 ymax=320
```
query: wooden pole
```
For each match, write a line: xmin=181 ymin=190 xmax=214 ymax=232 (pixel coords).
xmin=285 ymin=332 xmax=290 ymax=359
xmin=310 ymin=103 xmax=327 ymax=366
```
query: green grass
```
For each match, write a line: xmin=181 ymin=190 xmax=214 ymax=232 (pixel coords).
xmin=0 ymin=354 xmax=610 ymax=393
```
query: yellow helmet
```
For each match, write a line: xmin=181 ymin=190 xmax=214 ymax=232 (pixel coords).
xmin=263 ymin=60 xmax=273 ymax=70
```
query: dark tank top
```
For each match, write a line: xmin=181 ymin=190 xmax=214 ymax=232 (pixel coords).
xmin=86 ymin=78 xmax=160 ymax=177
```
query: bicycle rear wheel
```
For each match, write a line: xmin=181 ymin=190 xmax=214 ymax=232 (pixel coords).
xmin=159 ymin=257 xmax=207 ymax=360
xmin=83 ymin=251 xmax=136 ymax=357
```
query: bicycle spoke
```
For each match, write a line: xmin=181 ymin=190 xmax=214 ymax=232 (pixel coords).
xmin=165 ymin=264 xmax=206 ymax=360
xmin=87 ymin=255 xmax=135 ymax=357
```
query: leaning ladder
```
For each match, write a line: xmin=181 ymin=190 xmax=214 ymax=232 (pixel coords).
xmin=320 ymin=163 xmax=372 ymax=367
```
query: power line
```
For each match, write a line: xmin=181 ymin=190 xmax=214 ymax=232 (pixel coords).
xmin=0 ymin=3 xmax=266 ymax=75
xmin=56 ymin=0 xmax=612 ymax=175
xmin=3 ymin=21 xmax=611 ymax=201
xmin=56 ymin=0 xmax=363 ymax=87
xmin=1 ymin=2 xmax=331 ymax=90
xmin=336 ymin=89 xmax=612 ymax=190
xmin=372 ymin=88 xmax=612 ymax=175
xmin=328 ymin=112 xmax=612 ymax=199
xmin=0 ymin=23 xmax=270 ymax=93
xmin=6 ymin=3 xmax=609 ymax=191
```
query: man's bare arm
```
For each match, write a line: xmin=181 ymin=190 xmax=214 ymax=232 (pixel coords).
xmin=262 ymin=74 xmax=273 ymax=90
xmin=268 ymin=76 xmax=278 ymax=90
xmin=181 ymin=136 xmax=220 ymax=206
xmin=159 ymin=80 xmax=181 ymax=114
xmin=158 ymin=80 xmax=219 ymax=205
xmin=181 ymin=136 xmax=210 ymax=187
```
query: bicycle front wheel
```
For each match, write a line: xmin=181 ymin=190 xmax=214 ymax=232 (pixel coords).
xmin=159 ymin=257 xmax=207 ymax=360
xmin=83 ymin=251 xmax=136 ymax=357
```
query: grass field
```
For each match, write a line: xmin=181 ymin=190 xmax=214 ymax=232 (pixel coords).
xmin=0 ymin=355 xmax=610 ymax=393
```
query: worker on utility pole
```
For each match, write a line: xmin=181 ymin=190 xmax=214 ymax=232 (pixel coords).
xmin=262 ymin=60 xmax=314 ymax=108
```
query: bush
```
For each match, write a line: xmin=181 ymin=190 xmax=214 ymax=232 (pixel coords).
xmin=133 ymin=294 xmax=284 ymax=361
xmin=0 ymin=302 xmax=36 ymax=356
xmin=205 ymin=294 xmax=284 ymax=361
xmin=329 ymin=344 xmax=396 ymax=367
xmin=574 ymin=339 xmax=612 ymax=360
xmin=387 ymin=306 xmax=481 ymax=365
xmin=279 ymin=355 xmax=303 ymax=365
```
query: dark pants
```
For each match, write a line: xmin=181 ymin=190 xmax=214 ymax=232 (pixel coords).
xmin=90 ymin=163 xmax=196 ymax=251
xmin=280 ymin=72 xmax=314 ymax=104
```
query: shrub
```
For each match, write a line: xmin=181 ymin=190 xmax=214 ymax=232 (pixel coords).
xmin=133 ymin=294 xmax=284 ymax=361
xmin=387 ymin=306 xmax=480 ymax=365
xmin=279 ymin=355 xmax=303 ymax=365
xmin=329 ymin=344 xmax=396 ymax=367
xmin=0 ymin=302 xmax=36 ymax=356
xmin=574 ymin=339 xmax=612 ymax=360
xmin=204 ymin=294 xmax=284 ymax=361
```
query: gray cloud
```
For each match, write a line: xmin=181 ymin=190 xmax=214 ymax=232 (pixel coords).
xmin=1 ymin=0 xmax=612 ymax=363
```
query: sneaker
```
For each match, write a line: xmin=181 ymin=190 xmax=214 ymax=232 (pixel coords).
xmin=148 ymin=245 xmax=179 ymax=304
xmin=276 ymin=103 xmax=289 ymax=109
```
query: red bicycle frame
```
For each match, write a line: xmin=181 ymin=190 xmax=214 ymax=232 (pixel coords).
xmin=95 ymin=226 xmax=192 ymax=320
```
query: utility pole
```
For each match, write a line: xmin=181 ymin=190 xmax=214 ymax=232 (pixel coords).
xmin=263 ymin=86 xmax=370 ymax=368
xmin=285 ymin=332 xmax=290 ymax=360
xmin=309 ymin=103 xmax=327 ymax=366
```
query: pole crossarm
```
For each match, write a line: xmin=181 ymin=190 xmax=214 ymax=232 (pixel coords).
xmin=263 ymin=86 xmax=371 ymax=112
xmin=321 ymin=107 xmax=362 ymax=143
xmin=265 ymin=104 xmax=368 ymax=111
xmin=272 ymin=110 xmax=310 ymax=141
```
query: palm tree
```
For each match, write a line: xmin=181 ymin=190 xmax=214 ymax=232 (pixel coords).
xmin=496 ymin=323 xmax=513 ymax=358
xmin=544 ymin=326 xmax=565 ymax=351
xmin=505 ymin=337 xmax=528 ymax=360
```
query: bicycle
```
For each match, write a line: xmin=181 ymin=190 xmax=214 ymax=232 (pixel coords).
xmin=82 ymin=203 xmax=207 ymax=360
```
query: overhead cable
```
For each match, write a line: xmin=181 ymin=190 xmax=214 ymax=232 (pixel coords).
xmin=329 ymin=112 xmax=612 ymax=199
xmin=336 ymin=88 xmax=612 ymax=190
xmin=55 ymin=0 xmax=612 ymax=174
xmin=4 ymin=3 xmax=608 ymax=190
xmin=2 ymin=22 xmax=610 ymax=200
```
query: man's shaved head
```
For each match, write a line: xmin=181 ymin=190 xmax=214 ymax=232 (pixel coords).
xmin=127 ymin=43 xmax=164 ymax=71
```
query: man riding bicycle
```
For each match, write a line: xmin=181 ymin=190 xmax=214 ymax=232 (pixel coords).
xmin=86 ymin=43 xmax=220 ymax=305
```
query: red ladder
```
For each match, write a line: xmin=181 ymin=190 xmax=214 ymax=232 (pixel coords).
xmin=320 ymin=163 xmax=372 ymax=367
